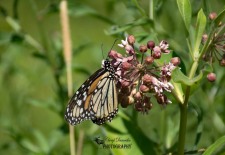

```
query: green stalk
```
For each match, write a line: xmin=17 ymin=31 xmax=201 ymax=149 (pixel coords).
xmin=60 ymin=1 xmax=75 ymax=155
xmin=177 ymin=60 xmax=198 ymax=155
xmin=177 ymin=86 xmax=190 ymax=155
xmin=149 ymin=0 xmax=154 ymax=20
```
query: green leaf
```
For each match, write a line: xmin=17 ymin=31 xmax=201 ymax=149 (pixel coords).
xmin=165 ymin=117 xmax=179 ymax=148
xmin=103 ymin=113 xmax=127 ymax=135
xmin=214 ymin=8 xmax=225 ymax=26
xmin=21 ymin=138 xmax=40 ymax=153
xmin=132 ymin=0 xmax=147 ymax=17
xmin=122 ymin=118 xmax=157 ymax=155
xmin=203 ymin=136 xmax=225 ymax=155
xmin=33 ymin=129 xmax=50 ymax=153
xmin=103 ymin=114 xmax=143 ymax=155
xmin=172 ymin=67 xmax=203 ymax=86
xmin=171 ymin=80 xmax=184 ymax=104
xmin=203 ymin=63 xmax=213 ymax=73
xmin=48 ymin=130 xmax=64 ymax=149
xmin=189 ymin=102 xmax=203 ymax=146
xmin=105 ymin=18 xmax=153 ymax=35
xmin=69 ymin=4 xmax=115 ymax=24
xmin=5 ymin=16 xmax=21 ymax=32
xmin=176 ymin=0 xmax=192 ymax=32
xmin=194 ymin=9 xmax=206 ymax=58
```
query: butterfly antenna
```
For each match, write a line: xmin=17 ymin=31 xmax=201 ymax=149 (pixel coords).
xmin=109 ymin=39 xmax=119 ymax=51
xmin=104 ymin=39 xmax=118 ymax=60
xmin=101 ymin=39 xmax=118 ymax=59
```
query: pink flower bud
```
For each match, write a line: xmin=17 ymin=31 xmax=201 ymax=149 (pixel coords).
xmin=147 ymin=41 xmax=155 ymax=50
xmin=145 ymin=56 xmax=154 ymax=65
xmin=128 ymin=35 xmax=135 ymax=45
xmin=140 ymin=84 xmax=149 ymax=93
xmin=209 ymin=12 xmax=217 ymax=20
xmin=121 ymin=62 xmax=132 ymax=70
xmin=207 ymin=73 xmax=216 ymax=82
xmin=170 ymin=57 xmax=180 ymax=66
xmin=139 ymin=45 xmax=148 ymax=53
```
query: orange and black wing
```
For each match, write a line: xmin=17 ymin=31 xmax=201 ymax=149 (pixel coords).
xmin=64 ymin=65 xmax=118 ymax=125
xmin=90 ymin=71 xmax=118 ymax=125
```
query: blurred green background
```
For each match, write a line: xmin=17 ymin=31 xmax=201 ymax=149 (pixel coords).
xmin=0 ymin=0 xmax=225 ymax=155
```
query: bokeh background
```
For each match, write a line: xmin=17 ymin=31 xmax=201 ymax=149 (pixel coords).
xmin=0 ymin=0 xmax=225 ymax=155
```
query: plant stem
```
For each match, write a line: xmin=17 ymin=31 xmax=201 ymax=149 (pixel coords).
xmin=60 ymin=1 xmax=75 ymax=155
xmin=177 ymin=60 xmax=198 ymax=155
xmin=177 ymin=86 xmax=190 ymax=155
xmin=149 ymin=0 xmax=154 ymax=20
xmin=189 ymin=61 xmax=199 ymax=78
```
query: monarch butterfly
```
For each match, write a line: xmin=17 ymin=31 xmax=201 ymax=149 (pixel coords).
xmin=64 ymin=59 xmax=119 ymax=125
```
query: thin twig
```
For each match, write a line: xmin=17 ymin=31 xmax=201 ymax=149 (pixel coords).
xmin=59 ymin=1 xmax=75 ymax=155
xmin=77 ymin=130 xmax=84 ymax=155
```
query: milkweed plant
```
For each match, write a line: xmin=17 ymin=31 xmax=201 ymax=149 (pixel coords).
xmin=55 ymin=3 xmax=225 ymax=155
xmin=1 ymin=0 xmax=225 ymax=155
xmin=104 ymin=8 xmax=225 ymax=155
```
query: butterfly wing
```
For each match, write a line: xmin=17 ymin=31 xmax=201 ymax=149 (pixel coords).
xmin=65 ymin=68 xmax=118 ymax=125
xmin=90 ymin=72 xmax=118 ymax=125
xmin=65 ymin=68 xmax=106 ymax=125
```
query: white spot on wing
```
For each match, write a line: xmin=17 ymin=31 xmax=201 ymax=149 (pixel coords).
xmin=77 ymin=100 xmax=82 ymax=106
xmin=82 ymin=92 xmax=87 ymax=101
xmin=80 ymin=108 xmax=83 ymax=114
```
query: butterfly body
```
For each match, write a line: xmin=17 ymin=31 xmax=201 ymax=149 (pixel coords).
xmin=65 ymin=59 xmax=118 ymax=125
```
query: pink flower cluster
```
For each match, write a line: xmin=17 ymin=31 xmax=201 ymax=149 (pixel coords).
xmin=109 ymin=35 xmax=180 ymax=113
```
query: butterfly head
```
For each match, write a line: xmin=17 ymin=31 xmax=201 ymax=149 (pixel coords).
xmin=101 ymin=59 xmax=111 ymax=69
